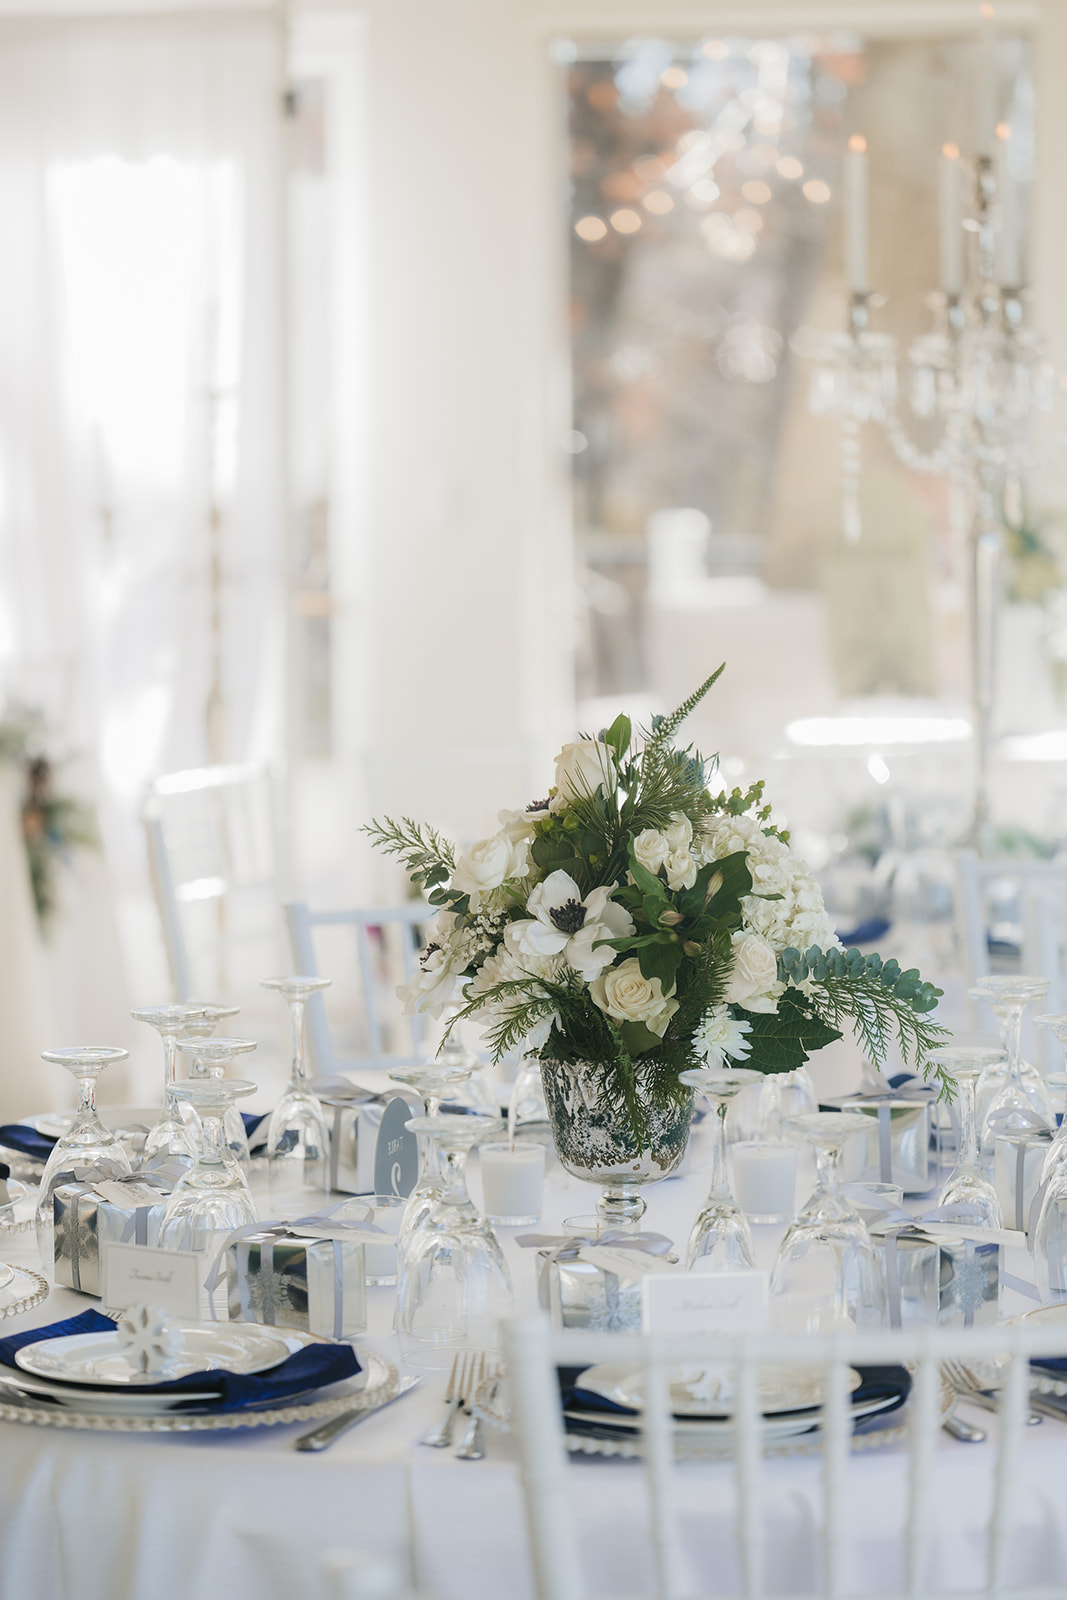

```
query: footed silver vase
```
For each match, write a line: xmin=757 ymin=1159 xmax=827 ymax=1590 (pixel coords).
xmin=540 ymin=1058 xmax=694 ymax=1227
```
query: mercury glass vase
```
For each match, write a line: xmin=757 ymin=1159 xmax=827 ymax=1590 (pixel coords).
xmin=540 ymin=1057 xmax=693 ymax=1228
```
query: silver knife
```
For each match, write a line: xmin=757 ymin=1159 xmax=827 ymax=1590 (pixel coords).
xmin=295 ymin=1375 xmax=421 ymax=1452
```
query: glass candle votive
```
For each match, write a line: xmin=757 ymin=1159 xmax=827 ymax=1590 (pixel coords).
xmin=479 ymin=1141 xmax=545 ymax=1225
xmin=365 ymin=1194 xmax=405 ymax=1286
xmin=732 ymin=1140 xmax=799 ymax=1223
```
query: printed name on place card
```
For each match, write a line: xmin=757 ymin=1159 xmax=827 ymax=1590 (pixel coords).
xmin=642 ymin=1269 xmax=770 ymax=1336
xmin=100 ymin=1242 xmax=202 ymax=1320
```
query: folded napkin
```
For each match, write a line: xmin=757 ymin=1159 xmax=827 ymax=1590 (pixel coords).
xmin=0 ymin=1308 xmax=360 ymax=1414
xmin=0 ymin=1124 xmax=55 ymax=1163
xmin=557 ymin=1364 xmax=911 ymax=1437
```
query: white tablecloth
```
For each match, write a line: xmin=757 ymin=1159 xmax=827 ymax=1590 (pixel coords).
xmin=0 ymin=1123 xmax=1065 ymax=1600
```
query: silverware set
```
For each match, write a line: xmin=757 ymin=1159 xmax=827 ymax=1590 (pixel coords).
xmin=939 ymin=1357 xmax=1067 ymax=1442
xmin=421 ymin=1350 xmax=500 ymax=1461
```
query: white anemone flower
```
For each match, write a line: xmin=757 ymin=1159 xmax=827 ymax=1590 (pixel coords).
xmin=507 ymin=869 xmax=635 ymax=981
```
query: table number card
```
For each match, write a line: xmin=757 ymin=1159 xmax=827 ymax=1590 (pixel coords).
xmin=642 ymin=1269 xmax=770 ymax=1337
xmin=374 ymin=1097 xmax=420 ymax=1197
xmin=100 ymin=1242 xmax=202 ymax=1320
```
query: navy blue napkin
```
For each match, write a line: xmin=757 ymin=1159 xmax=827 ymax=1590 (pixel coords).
xmin=241 ymin=1112 xmax=267 ymax=1139
xmin=557 ymin=1364 xmax=911 ymax=1436
xmin=0 ymin=1308 xmax=360 ymax=1413
xmin=0 ymin=1124 xmax=56 ymax=1162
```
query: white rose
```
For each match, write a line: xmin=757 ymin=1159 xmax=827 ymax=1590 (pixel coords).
xmin=724 ymin=931 xmax=779 ymax=1006
xmin=550 ymin=739 xmax=615 ymax=809
xmin=633 ymin=829 xmax=669 ymax=874
xmin=589 ymin=958 xmax=678 ymax=1038
xmin=664 ymin=849 xmax=697 ymax=892
xmin=452 ymin=832 xmax=529 ymax=896
xmin=664 ymin=812 xmax=693 ymax=852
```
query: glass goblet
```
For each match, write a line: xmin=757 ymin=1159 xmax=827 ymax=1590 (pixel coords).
xmin=132 ymin=1005 xmax=201 ymax=1163
xmin=756 ymin=1065 xmax=816 ymax=1139
xmin=437 ymin=1004 xmax=498 ymax=1116
xmin=261 ymin=976 xmax=332 ymax=1211
xmin=970 ymin=977 xmax=1053 ymax=1154
xmin=180 ymin=1030 xmax=257 ymax=1171
xmin=389 ymin=1063 xmax=474 ymax=1245
xmin=158 ymin=1077 xmax=259 ymax=1258
xmin=395 ymin=1114 xmax=512 ymax=1368
xmin=1036 ymin=1016 xmax=1067 ymax=1185
xmin=35 ymin=1046 xmax=133 ymax=1266
xmin=679 ymin=1067 xmax=763 ymax=1270
xmin=772 ymin=1111 xmax=881 ymax=1329
xmin=929 ymin=1046 xmax=1005 ymax=1227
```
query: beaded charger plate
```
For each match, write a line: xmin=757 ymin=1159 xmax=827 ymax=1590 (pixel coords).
xmin=0 ymin=1267 xmax=48 ymax=1321
xmin=472 ymin=1368 xmax=953 ymax=1463
xmin=0 ymin=1347 xmax=397 ymax=1434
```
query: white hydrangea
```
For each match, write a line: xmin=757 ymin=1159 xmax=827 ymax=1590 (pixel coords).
xmin=693 ymin=1004 xmax=753 ymax=1069
xmin=699 ymin=814 xmax=839 ymax=956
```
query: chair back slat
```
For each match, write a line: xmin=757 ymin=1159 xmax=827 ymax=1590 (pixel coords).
xmin=283 ymin=900 xmax=433 ymax=1076
xmin=507 ymin=1320 xmax=1067 ymax=1600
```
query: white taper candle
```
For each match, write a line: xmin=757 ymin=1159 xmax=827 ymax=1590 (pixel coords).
xmin=939 ymin=142 xmax=964 ymax=297
xmin=976 ymin=3 xmax=997 ymax=158
xmin=845 ymin=134 xmax=869 ymax=294
xmin=996 ymin=121 xmax=1020 ymax=285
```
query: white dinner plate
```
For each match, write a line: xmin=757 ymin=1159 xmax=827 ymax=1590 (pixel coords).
xmin=1 ymin=1328 xmax=330 ymax=1414
xmin=15 ymin=1321 xmax=292 ymax=1387
xmin=23 ymin=1107 xmax=157 ymax=1139
xmin=578 ymin=1360 xmax=862 ymax=1419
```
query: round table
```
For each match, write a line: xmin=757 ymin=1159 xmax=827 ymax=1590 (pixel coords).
xmin=0 ymin=1117 xmax=1063 ymax=1600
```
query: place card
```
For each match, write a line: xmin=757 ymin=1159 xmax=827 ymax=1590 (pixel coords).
xmin=642 ymin=1269 xmax=769 ymax=1337
xmin=374 ymin=1097 xmax=420 ymax=1197
xmin=100 ymin=1242 xmax=202 ymax=1320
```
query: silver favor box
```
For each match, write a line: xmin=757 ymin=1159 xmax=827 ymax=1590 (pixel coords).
xmin=834 ymin=1094 xmax=933 ymax=1194
xmin=312 ymin=1078 xmax=418 ymax=1194
xmin=53 ymin=1177 xmax=172 ymax=1296
xmin=875 ymin=1225 xmax=999 ymax=1329
xmin=226 ymin=1228 xmax=367 ymax=1340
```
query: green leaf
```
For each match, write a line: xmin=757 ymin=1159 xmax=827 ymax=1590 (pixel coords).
xmin=627 ymin=849 xmax=670 ymax=902
xmin=738 ymin=992 xmax=842 ymax=1075
xmin=633 ymin=937 xmax=683 ymax=992
xmin=531 ymin=835 xmax=580 ymax=873
xmin=619 ymin=1020 xmax=664 ymax=1057
xmin=604 ymin=713 xmax=632 ymax=763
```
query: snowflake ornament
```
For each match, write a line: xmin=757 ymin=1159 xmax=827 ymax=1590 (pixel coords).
xmin=115 ymin=1302 xmax=185 ymax=1377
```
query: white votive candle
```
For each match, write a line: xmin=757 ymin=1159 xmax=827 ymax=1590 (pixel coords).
xmin=480 ymin=1142 xmax=545 ymax=1225
xmin=732 ymin=1141 xmax=799 ymax=1222
xmin=365 ymin=1194 xmax=405 ymax=1285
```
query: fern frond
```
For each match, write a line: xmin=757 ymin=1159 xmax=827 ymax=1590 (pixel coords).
xmin=362 ymin=816 xmax=455 ymax=890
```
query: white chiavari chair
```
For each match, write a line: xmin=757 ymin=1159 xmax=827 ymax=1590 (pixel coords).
xmin=505 ymin=1314 xmax=1067 ymax=1600
xmin=284 ymin=899 xmax=433 ymax=1078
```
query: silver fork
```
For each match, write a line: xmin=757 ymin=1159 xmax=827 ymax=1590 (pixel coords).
xmin=421 ymin=1351 xmax=469 ymax=1448
xmin=455 ymin=1353 xmax=491 ymax=1461
xmin=941 ymin=1358 xmax=1045 ymax=1425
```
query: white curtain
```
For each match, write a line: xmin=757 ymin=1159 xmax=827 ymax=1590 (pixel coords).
xmin=0 ymin=14 xmax=285 ymax=1113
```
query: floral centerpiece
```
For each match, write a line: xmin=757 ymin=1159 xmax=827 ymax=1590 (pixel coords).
xmin=367 ymin=669 xmax=947 ymax=1216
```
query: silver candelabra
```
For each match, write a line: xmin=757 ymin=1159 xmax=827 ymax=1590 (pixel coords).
xmin=810 ymin=147 xmax=1055 ymax=849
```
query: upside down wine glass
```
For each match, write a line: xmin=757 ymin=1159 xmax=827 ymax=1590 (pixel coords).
xmin=679 ymin=1067 xmax=762 ymax=1270
xmin=182 ymin=1006 xmax=250 ymax=1169
xmin=929 ymin=1047 xmax=1005 ymax=1227
xmin=389 ymin=1062 xmax=473 ymax=1246
xmin=158 ymin=1072 xmax=259 ymax=1256
xmin=772 ymin=1111 xmax=882 ymax=1329
xmin=395 ymin=1114 xmax=512 ymax=1368
xmin=1036 ymin=1015 xmax=1067 ymax=1186
xmin=35 ymin=1047 xmax=133 ymax=1267
xmin=132 ymin=1005 xmax=201 ymax=1163
xmin=971 ymin=977 xmax=1053 ymax=1158
xmin=262 ymin=976 xmax=332 ymax=1210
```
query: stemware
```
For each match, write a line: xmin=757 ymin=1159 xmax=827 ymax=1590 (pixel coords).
xmin=679 ymin=1067 xmax=763 ymax=1270
xmin=771 ymin=1111 xmax=882 ymax=1329
xmin=262 ymin=976 xmax=332 ymax=1210
xmin=970 ymin=977 xmax=1053 ymax=1155
xmin=158 ymin=1075 xmax=259 ymax=1256
xmin=34 ymin=1047 xmax=133 ymax=1265
xmin=929 ymin=1046 xmax=1005 ymax=1227
xmin=1036 ymin=1016 xmax=1067 ymax=1185
xmin=388 ymin=1063 xmax=474 ymax=1245
xmin=395 ymin=1114 xmax=512 ymax=1368
xmin=180 ymin=1033 xmax=258 ymax=1172
xmin=132 ymin=1005 xmax=201 ymax=1163
xmin=507 ymin=1056 xmax=551 ymax=1144
xmin=756 ymin=1065 xmax=817 ymax=1139
xmin=437 ymin=1004 xmax=498 ymax=1116
xmin=182 ymin=1005 xmax=249 ymax=1166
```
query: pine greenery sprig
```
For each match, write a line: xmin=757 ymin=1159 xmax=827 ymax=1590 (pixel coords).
xmin=778 ymin=944 xmax=952 ymax=1096
xmin=361 ymin=817 xmax=455 ymax=893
